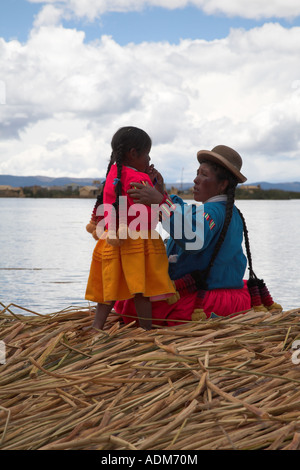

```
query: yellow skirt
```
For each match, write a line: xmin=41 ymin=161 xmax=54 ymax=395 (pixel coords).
xmin=85 ymin=232 xmax=175 ymax=303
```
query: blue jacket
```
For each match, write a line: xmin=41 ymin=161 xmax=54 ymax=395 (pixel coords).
xmin=162 ymin=195 xmax=247 ymax=290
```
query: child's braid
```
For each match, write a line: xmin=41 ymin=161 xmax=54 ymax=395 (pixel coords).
xmin=112 ymin=143 xmax=124 ymax=216
xmin=86 ymin=152 xmax=114 ymax=238
xmin=86 ymin=126 xmax=151 ymax=242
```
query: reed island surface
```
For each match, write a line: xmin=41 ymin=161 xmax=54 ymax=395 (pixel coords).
xmin=1 ymin=302 xmax=300 ymax=450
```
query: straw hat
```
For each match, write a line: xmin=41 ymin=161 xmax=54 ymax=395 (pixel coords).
xmin=197 ymin=145 xmax=247 ymax=183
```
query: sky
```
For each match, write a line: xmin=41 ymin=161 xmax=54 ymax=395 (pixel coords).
xmin=1 ymin=1 xmax=300 ymax=183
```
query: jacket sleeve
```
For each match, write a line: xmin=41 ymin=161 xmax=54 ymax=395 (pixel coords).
xmin=160 ymin=195 xmax=222 ymax=253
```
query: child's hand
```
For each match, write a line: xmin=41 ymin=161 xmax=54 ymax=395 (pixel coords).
xmin=147 ymin=165 xmax=165 ymax=194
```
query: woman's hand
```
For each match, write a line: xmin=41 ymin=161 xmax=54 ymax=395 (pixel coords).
xmin=127 ymin=182 xmax=164 ymax=205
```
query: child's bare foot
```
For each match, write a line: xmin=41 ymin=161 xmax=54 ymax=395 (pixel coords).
xmin=88 ymin=302 xmax=114 ymax=330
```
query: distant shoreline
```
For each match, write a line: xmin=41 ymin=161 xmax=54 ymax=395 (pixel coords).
xmin=1 ymin=187 xmax=300 ymax=200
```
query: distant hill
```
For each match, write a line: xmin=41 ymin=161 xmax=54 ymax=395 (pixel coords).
xmin=0 ymin=175 xmax=103 ymax=188
xmin=165 ymin=182 xmax=194 ymax=191
xmin=1 ymin=175 xmax=300 ymax=193
xmin=251 ymin=181 xmax=300 ymax=192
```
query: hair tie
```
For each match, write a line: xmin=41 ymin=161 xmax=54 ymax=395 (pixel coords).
xmin=113 ymin=178 xmax=120 ymax=185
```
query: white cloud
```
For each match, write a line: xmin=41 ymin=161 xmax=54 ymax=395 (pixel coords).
xmin=28 ymin=0 xmax=300 ymax=20
xmin=33 ymin=4 xmax=64 ymax=27
xmin=198 ymin=0 xmax=300 ymax=20
xmin=1 ymin=22 xmax=300 ymax=182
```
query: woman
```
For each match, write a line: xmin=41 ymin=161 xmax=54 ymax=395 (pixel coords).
xmin=114 ymin=145 xmax=279 ymax=327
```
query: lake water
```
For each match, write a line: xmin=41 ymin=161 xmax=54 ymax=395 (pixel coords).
xmin=0 ymin=197 xmax=299 ymax=314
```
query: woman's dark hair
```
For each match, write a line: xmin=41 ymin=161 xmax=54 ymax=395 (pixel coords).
xmin=89 ymin=126 xmax=151 ymax=227
xmin=193 ymin=159 xmax=251 ymax=288
xmin=186 ymin=160 xmax=279 ymax=313
xmin=196 ymin=160 xmax=275 ymax=309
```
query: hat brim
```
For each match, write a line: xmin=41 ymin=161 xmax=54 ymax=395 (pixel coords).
xmin=197 ymin=150 xmax=247 ymax=183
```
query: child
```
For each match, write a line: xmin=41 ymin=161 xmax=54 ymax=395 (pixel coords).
xmin=85 ymin=126 xmax=175 ymax=330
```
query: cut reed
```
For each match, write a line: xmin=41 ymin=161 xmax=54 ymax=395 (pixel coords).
xmin=1 ymin=303 xmax=300 ymax=450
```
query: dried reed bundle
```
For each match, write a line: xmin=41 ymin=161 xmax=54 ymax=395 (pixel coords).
xmin=1 ymin=302 xmax=300 ymax=450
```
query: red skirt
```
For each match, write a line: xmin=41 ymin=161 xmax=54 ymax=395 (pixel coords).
xmin=114 ymin=280 xmax=251 ymax=327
